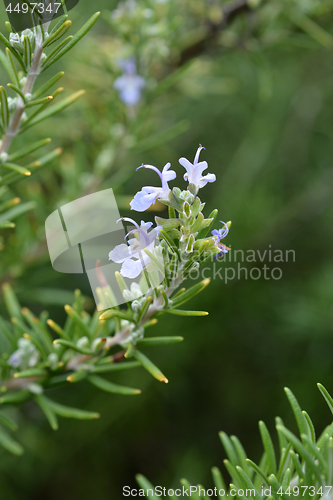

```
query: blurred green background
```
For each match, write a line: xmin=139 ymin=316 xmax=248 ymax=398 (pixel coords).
xmin=1 ymin=0 xmax=333 ymax=498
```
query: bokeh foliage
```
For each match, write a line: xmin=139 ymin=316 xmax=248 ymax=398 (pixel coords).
xmin=0 ymin=0 xmax=333 ymax=498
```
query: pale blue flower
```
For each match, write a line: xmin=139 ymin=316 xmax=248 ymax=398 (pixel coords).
xmin=9 ymin=30 xmax=35 ymax=53
xmin=123 ymin=282 xmax=143 ymax=301
xmin=108 ymin=218 xmax=160 ymax=279
xmin=212 ymin=221 xmax=230 ymax=257
xmin=179 ymin=145 xmax=216 ymax=190
xmin=8 ymin=337 xmax=39 ymax=370
xmin=130 ymin=162 xmax=176 ymax=212
xmin=113 ymin=58 xmax=146 ymax=106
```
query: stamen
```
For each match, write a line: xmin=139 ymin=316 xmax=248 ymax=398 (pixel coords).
xmin=194 ymin=144 xmax=205 ymax=164
xmin=136 ymin=164 xmax=163 ymax=184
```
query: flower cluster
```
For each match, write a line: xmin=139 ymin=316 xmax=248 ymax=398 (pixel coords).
xmin=8 ymin=337 xmax=39 ymax=370
xmin=109 ymin=145 xmax=230 ymax=291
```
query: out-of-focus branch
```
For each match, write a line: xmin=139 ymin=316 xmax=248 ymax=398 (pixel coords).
xmin=177 ymin=0 xmax=258 ymax=66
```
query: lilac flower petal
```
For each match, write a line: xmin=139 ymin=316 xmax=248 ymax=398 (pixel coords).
xmin=178 ymin=157 xmax=193 ymax=175
xmin=120 ymin=257 xmax=144 ymax=279
xmin=202 ymin=173 xmax=216 ymax=183
xmin=179 ymin=146 xmax=215 ymax=191
xmin=109 ymin=243 xmax=131 ymax=263
xmin=161 ymin=162 xmax=176 ymax=183
xmin=130 ymin=188 xmax=161 ymax=211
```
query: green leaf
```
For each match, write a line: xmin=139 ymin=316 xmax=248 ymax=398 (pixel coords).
xmin=231 ymin=435 xmax=253 ymax=479
xmin=155 ymin=217 xmax=180 ymax=231
xmin=211 ymin=466 xmax=227 ymax=497
xmin=93 ymin=360 xmax=140 ymax=374
xmin=33 ymin=72 xmax=64 ymax=99
xmin=42 ymin=12 xmax=101 ymax=69
xmin=165 ymin=309 xmax=208 ymax=316
xmin=223 ymin=459 xmax=242 ymax=488
xmin=0 ymin=48 xmax=15 ymax=83
xmin=21 ymin=307 xmax=53 ymax=352
xmin=0 ymin=32 xmax=25 ymax=71
xmin=25 ymin=96 xmax=53 ymax=107
xmin=0 ymin=162 xmax=31 ymax=177
xmin=14 ymin=368 xmax=46 ymax=379
xmin=302 ymin=410 xmax=316 ymax=443
xmin=276 ymin=425 xmax=322 ymax=482
xmin=284 ymin=387 xmax=308 ymax=437
xmin=196 ymin=209 xmax=218 ymax=239
xmin=23 ymin=34 xmax=32 ymax=68
xmin=53 ymin=338 xmax=92 ymax=355
xmin=2 ymin=282 xmax=22 ymax=319
xmin=143 ymin=248 xmax=165 ymax=275
xmin=236 ymin=466 xmax=261 ymax=499
xmin=0 ymin=221 xmax=15 ymax=228
xmin=268 ymin=474 xmax=290 ymax=500
xmin=99 ymin=308 xmax=133 ymax=322
xmin=276 ymin=442 xmax=292 ymax=482
xmin=133 ymin=349 xmax=168 ymax=383
xmin=0 ymin=198 xmax=21 ymax=212
xmin=0 ymin=315 xmax=18 ymax=347
xmin=5 ymin=48 xmax=20 ymax=86
xmin=0 ymin=85 xmax=9 ymax=129
xmin=66 ymin=369 xmax=89 ymax=383
xmin=21 ymin=90 xmax=85 ymax=130
xmin=41 ymin=36 xmax=73 ymax=68
xmin=191 ymin=213 xmax=213 ymax=233
xmin=0 ymin=426 xmax=23 ymax=455
xmin=281 ymin=468 xmax=291 ymax=491
xmin=43 ymin=20 xmax=72 ymax=47
xmin=19 ymin=89 xmax=61 ymax=129
xmin=137 ymin=296 xmax=152 ymax=324
xmin=327 ymin=437 xmax=333 ymax=485
xmin=246 ymin=458 xmax=270 ymax=486
xmin=7 ymin=82 xmax=25 ymax=100
xmin=159 ymin=229 xmax=180 ymax=259
xmin=289 ymin=450 xmax=302 ymax=478
xmin=259 ymin=421 xmax=277 ymax=475
xmin=47 ymin=319 xmax=70 ymax=340
xmin=301 ymin=433 xmax=327 ymax=469
xmin=172 ymin=279 xmax=210 ymax=308
xmin=275 ymin=416 xmax=288 ymax=454
xmin=88 ymin=375 xmax=141 ymax=395
xmin=45 ymin=397 xmax=100 ymax=420
xmin=0 ymin=148 xmax=62 ymax=186
xmin=8 ymin=137 xmax=51 ymax=162
xmin=219 ymin=432 xmax=239 ymax=466
xmin=318 ymin=383 xmax=333 ymax=415
xmin=114 ymin=271 xmax=128 ymax=295
xmin=137 ymin=336 xmax=183 ymax=346
xmin=64 ymin=304 xmax=94 ymax=339
xmin=0 ymin=389 xmax=30 ymax=405
xmin=180 ymin=479 xmax=200 ymax=500
xmin=0 ymin=413 xmax=18 ymax=432
xmin=135 ymin=475 xmax=159 ymax=500
xmin=34 ymin=394 xmax=58 ymax=430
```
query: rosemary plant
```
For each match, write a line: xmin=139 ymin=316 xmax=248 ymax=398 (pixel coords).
xmin=0 ymin=10 xmax=99 ymax=232
xmin=137 ymin=384 xmax=333 ymax=499
xmin=0 ymin=143 xmax=230 ymax=454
